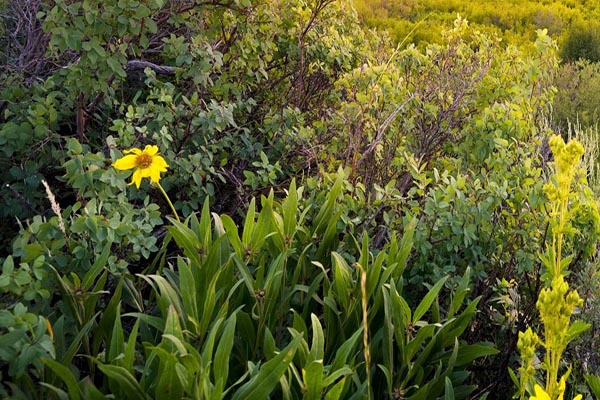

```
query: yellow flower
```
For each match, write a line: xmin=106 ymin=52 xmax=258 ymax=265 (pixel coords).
xmin=112 ymin=145 xmax=168 ymax=188
xmin=528 ymin=383 xmax=582 ymax=400
xmin=530 ymin=385 xmax=550 ymax=400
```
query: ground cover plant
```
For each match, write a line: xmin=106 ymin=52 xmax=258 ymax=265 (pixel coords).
xmin=1 ymin=0 xmax=600 ymax=399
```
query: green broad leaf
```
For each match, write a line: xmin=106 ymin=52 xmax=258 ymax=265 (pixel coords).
xmin=39 ymin=383 xmax=69 ymax=400
xmin=198 ymin=266 xmax=222 ymax=335
xmin=413 ymin=276 xmax=449 ymax=323
xmin=199 ymin=197 xmax=213 ymax=249
xmin=508 ymin=368 xmax=519 ymax=388
xmin=444 ymin=376 xmax=455 ymax=400
xmin=315 ymin=210 xmax=343 ymax=260
xmin=3 ymin=256 xmax=14 ymax=275
xmin=84 ymin=271 xmax=109 ymax=326
xmin=308 ymin=313 xmax=325 ymax=362
xmin=123 ymin=319 xmax=140 ymax=373
xmin=263 ymin=327 xmax=276 ymax=358
xmin=454 ymin=343 xmax=499 ymax=366
xmin=163 ymin=305 xmax=184 ymax=341
xmin=201 ymin=317 xmax=224 ymax=369
xmin=177 ymin=257 xmax=198 ymax=327
xmin=389 ymin=280 xmax=411 ymax=332
xmin=81 ymin=378 xmax=109 ymax=400
xmin=41 ymin=357 xmax=81 ymax=400
xmin=585 ymin=374 xmax=600 ymax=398
xmin=331 ymin=252 xmax=352 ymax=311
xmin=222 ymin=215 xmax=243 ymax=258
xmin=382 ymin=288 xmax=396 ymax=386
xmin=242 ymin=197 xmax=256 ymax=248
xmin=324 ymin=376 xmax=347 ymax=400
xmin=448 ymin=267 xmax=471 ymax=318
xmin=81 ymin=243 xmax=111 ymax=290
xmin=366 ymin=249 xmax=386 ymax=301
xmin=439 ymin=298 xmax=481 ymax=348
xmin=108 ymin=303 xmax=124 ymax=363
xmin=378 ymin=364 xmax=393 ymax=396
xmin=560 ymin=254 xmax=574 ymax=272
xmin=313 ymin=169 xmax=343 ymax=235
xmin=138 ymin=274 xmax=183 ymax=318
xmin=167 ymin=220 xmax=202 ymax=268
xmin=393 ymin=216 xmax=417 ymax=278
xmin=538 ymin=251 xmax=554 ymax=274
xmin=282 ymin=178 xmax=298 ymax=240
xmin=291 ymin=315 xmax=310 ymax=364
xmin=213 ymin=312 xmax=237 ymax=387
xmin=304 ymin=360 xmax=325 ymax=400
xmin=95 ymin=363 xmax=149 ymax=400
xmin=330 ymin=328 xmax=362 ymax=372
xmin=122 ymin=313 xmax=165 ymax=332
xmin=322 ymin=366 xmax=353 ymax=388
xmin=161 ymin=334 xmax=188 ymax=356
xmin=252 ymin=195 xmax=275 ymax=253
xmin=147 ymin=346 xmax=185 ymax=400
xmin=565 ymin=320 xmax=591 ymax=343
xmin=231 ymin=334 xmax=302 ymax=400
xmin=62 ymin=313 xmax=99 ymax=365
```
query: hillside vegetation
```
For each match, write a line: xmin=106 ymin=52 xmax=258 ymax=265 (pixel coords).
xmin=1 ymin=0 xmax=600 ymax=399
xmin=354 ymin=0 xmax=600 ymax=134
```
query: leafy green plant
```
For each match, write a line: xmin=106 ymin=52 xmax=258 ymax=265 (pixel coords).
xmin=46 ymin=171 xmax=493 ymax=399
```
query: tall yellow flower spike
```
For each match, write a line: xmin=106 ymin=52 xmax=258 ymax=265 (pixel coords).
xmin=112 ymin=144 xmax=168 ymax=189
xmin=517 ymin=135 xmax=587 ymax=400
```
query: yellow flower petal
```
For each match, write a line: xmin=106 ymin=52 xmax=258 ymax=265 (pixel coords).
xmin=573 ymin=395 xmax=582 ymax=400
xmin=112 ymin=154 xmax=138 ymax=170
xmin=144 ymin=145 xmax=158 ymax=156
xmin=150 ymin=168 xmax=162 ymax=183
xmin=123 ymin=147 xmax=142 ymax=155
xmin=130 ymin=168 xmax=144 ymax=189
xmin=152 ymin=155 xmax=169 ymax=171
xmin=530 ymin=385 xmax=551 ymax=400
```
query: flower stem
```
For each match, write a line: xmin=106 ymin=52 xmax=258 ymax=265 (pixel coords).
xmin=156 ymin=182 xmax=180 ymax=223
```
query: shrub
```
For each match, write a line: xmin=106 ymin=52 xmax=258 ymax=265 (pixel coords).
xmin=560 ymin=23 xmax=600 ymax=63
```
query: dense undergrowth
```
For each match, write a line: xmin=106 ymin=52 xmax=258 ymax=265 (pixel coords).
xmin=1 ymin=0 xmax=600 ymax=399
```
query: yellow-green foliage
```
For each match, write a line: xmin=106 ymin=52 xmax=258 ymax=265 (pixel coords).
xmin=353 ymin=0 xmax=599 ymax=49
xmin=516 ymin=135 xmax=594 ymax=400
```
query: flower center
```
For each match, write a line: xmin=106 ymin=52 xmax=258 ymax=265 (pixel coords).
xmin=136 ymin=154 xmax=153 ymax=169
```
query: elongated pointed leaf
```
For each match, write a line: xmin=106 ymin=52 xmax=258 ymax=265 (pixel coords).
xmin=108 ymin=303 xmax=124 ymax=363
xmin=242 ymin=197 xmax=257 ymax=248
xmin=585 ymin=374 xmax=600 ymax=398
xmin=213 ymin=312 xmax=237 ymax=390
xmin=324 ymin=376 xmax=347 ymax=400
xmin=565 ymin=320 xmax=591 ymax=343
xmin=231 ymin=334 xmax=302 ymax=400
xmin=177 ymin=257 xmax=198 ymax=327
xmin=332 ymin=252 xmax=352 ymax=311
xmin=448 ymin=267 xmax=471 ymax=318
xmin=123 ymin=319 xmax=140 ymax=373
xmin=304 ymin=360 xmax=325 ymax=400
xmin=82 ymin=243 xmax=111 ymax=291
xmin=313 ymin=169 xmax=343 ymax=235
xmin=309 ymin=313 xmax=325 ymax=362
xmin=413 ymin=276 xmax=448 ymax=323
xmin=41 ymin=357 xmax=81 ymax=400
xmin=95 ymin=363 xmax=149 ymax=400
xmin=282 ymin=179 xmax=298 ymax=239
xmin=222 ymin=215 xmax=243 ymax=258
xmin=444 ymin=376 xmax=455 ymax=400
